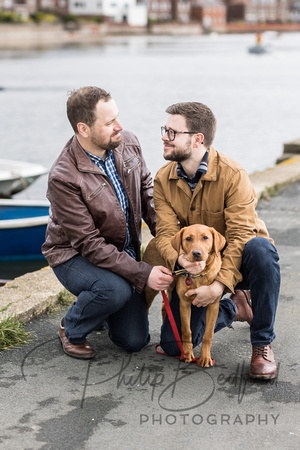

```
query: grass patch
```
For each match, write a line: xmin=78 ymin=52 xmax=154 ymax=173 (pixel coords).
xmin=0 ymin=302 xmax=12 ymax=313
xmin=260 ymin=182 xmax=289 ymax=201
xmin=45 ymin=289 xmax=75 ymax=314
xmin=0 ymin=316 xmax=33 ymax=351
xmin=260 ymin=186 xmax=279 ymax=200
xmin=0 ymin=290 xmax=75 ymax=351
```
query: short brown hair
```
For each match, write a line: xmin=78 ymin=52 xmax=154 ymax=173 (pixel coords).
xmin=67 ymin=86 xmax=111 ymax=133
xmin=166 ymin=102 xmax=216 ymax=147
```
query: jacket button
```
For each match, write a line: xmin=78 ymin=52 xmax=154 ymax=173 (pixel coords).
xmin=190 ymin=206 xmax=195 ymax=211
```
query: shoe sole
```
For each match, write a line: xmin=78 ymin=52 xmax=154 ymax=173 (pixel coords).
xmin=249 ymin=371 xmax=277 ymax=380
xmin=57 ymin=333 xmax=95 ymax=360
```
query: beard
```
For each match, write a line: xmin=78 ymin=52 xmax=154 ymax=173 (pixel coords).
xmin=90 ymin=131 xmax=122 ymax=151
xmin=108 ymin=135 xmax=122 ymax=150
xmin=163 ymin=139 xmax=193 ymax=162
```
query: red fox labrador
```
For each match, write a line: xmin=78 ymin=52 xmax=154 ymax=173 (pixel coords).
xmin=143 ymin=224 xmax=226 ymax=367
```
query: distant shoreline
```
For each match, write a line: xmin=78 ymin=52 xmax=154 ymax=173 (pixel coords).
xmin=1 ymin=22 xmax=300 ymax=50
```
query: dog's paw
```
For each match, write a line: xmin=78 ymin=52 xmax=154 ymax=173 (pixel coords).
xmin=197 ymin=355 xmax=214 ymax=368
xmin=182 ymin=351 xmax=194 ymax=363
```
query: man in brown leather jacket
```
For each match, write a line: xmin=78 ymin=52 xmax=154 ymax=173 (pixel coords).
xmin=42 ymin=86 xmax=173 ymax=359
xmin=155 ymin=101 xmax=280 ymax=380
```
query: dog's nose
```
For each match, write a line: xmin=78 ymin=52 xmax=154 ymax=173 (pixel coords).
xmin=192 ymin=250 xmax=202 ymax=261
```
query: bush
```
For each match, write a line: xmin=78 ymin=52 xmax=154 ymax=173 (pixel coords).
xmin=60 ymin=13 xmax=77 ymax=23
xmin=30 ymin=12 xmax=58 ymax=24
xmin=0 ymin=12 xmax=25 ymax=23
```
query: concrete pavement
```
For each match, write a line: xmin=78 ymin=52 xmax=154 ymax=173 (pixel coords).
xmin=1 ymin=157 xmax=300 ymax=449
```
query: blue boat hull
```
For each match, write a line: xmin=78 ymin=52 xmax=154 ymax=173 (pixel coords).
xmin=0 ymin=200 xmax=49 ymax=262
xmin=0 ymin=224 xmax=47 ymax=261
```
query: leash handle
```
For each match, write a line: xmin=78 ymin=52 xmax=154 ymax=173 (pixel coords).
xmin=161 ymin=290 xmax=187 ymax=359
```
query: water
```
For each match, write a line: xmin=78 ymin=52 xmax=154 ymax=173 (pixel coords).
xmin=1 ymin=32 xmax=300 ymax=200
xmin=1 ymin=32 xmax=300 ymax=279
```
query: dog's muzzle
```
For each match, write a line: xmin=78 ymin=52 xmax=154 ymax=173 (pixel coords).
xmin=192 ymin=250 xmax=203 ymax=261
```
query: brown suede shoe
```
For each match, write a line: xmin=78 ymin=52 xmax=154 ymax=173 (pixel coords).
xmin=250 ymin=344 xmax=277 ymax=380
xmin=230 ymin=290 xmax=253 ymax=324
xmin=58 ymin=320 xmax=95 ymax=359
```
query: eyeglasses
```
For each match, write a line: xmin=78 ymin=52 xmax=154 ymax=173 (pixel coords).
xmin=161 ymin=126 xmax=197 ymax=141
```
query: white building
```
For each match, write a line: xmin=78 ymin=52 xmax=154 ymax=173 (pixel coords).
xmin=0 ymin=0 xmax=36 ymax=18
xmin=69 ymin=0 xmax=148 ymax=26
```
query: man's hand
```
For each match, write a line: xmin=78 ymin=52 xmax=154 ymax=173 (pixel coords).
xmin=185 ymin=280 xmax=225 ymax=308
xmin=177 ymin=253 xmax=206 ymax=275
xmin=147 ymin=266 xmax=173 ymax=291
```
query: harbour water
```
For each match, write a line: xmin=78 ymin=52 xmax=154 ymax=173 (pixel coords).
xmin=1 ymin=32 xmax=300 ymax=199
xmin=0 ymin=32 xmax=300 ymax=278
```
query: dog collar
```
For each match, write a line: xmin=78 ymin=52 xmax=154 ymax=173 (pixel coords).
xmin=171 ymin=268 xmax=210 ymax=279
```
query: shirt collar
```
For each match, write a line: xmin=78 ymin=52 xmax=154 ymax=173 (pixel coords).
xmin=84 ymin=149 xmax=112 ymax=165
xmin=177 ymin=149 xmax=209 ymax=181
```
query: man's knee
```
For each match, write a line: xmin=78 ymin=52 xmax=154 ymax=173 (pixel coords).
xmin=125 ymin=338 xmax=149 ymax=353
xmin=110 ymin=332 xmax=150 ymax=353
xmin=244 ymin=237 xmax=279 ymax=269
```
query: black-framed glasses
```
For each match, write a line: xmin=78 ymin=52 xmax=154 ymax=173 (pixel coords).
xmin=161 ymin=126 xmax=197 ymax=141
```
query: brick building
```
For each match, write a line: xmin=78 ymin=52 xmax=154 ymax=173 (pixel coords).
xmin=226 ymin=0 xmax=290 ymax=23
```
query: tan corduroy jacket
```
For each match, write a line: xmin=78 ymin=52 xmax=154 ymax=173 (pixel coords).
xmin=154 ymin=146 xmax=272 ymax=293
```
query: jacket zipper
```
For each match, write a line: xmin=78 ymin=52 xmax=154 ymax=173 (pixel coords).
xmin=121 ymin=145 xmax=139 ymax=254
xmin=123 ymin=153 xmax=140 ymax=174
xmin=87 ymin=182 xmax=106 ymax=200
xmin=123 ymin=154 xmax=136 ymax=165
xmin=127 ymin=162 xmax=139 ymax=174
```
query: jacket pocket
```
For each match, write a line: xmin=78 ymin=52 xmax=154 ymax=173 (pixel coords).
xmin=123 ymin=155 xmax=140 ymax=174
xmin=87 ymin=182 xmax=107 ymax=200
xmin=201 ymin=210 xmax=225 ymax=236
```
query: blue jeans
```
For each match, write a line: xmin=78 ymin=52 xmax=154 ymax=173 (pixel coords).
xmin=160 ymin=237 xmax=280 ymax=355
xmin=53 ymin=255 xmax=150 ymax=352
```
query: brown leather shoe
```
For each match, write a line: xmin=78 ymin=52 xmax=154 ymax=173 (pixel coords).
xmin=250 ymin=345 xmax=277 ymax=380
xmin=230 ymin=290 xmax=253 ymax=324
xmin=58 ymin=320 xmax=95 ymax=359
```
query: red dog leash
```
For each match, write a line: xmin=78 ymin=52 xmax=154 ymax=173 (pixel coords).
xmin=158 ymin=290 xmax=187 ymax=358
xmin=155 ymin=290 xmax=200 ymax=364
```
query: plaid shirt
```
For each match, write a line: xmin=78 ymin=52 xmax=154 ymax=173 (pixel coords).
xmin=177 ymin=149 xmax=209 ymax=192
xmin=85 ymin=149 xmax=136 ymax=259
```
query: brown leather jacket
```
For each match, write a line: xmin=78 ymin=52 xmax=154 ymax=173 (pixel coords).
xmin=42 ymin=130 xmax=155 ymax=293
xmin=154 ymin=146 xmax=273 ymax=293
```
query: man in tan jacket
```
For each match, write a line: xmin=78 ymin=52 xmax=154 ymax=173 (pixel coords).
xmin=155 ymin=102 xmax=280 ymax=380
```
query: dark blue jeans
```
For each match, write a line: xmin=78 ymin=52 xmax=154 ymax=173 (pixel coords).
xmin=160 ymin=237 xmax=280 ymax=355
xmin=53 ymin=255 xmax=150 ymax=352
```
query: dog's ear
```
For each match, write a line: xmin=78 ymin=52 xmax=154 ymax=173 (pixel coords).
xmin=210 ymin=228 xmax=226 ymax=253
xmin=170 ymin=228 xmax=186 ymax=255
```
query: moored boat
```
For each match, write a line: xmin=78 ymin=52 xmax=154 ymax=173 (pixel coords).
xmin=248 ymin=32 xmax=273 ymax=55
xmin=248 ymin=44 xmax=271 ymax=54
xmin=0 ymin=159 xmax=48 ymax=198
xmin=0 ymin=199 xmax=49 ymax=262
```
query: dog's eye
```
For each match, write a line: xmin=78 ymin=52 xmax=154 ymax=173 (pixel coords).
xmin=186 ymin=237 xmax=192 ymax=242
xmin=202 ymin=236 xmax=209 ymax=240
